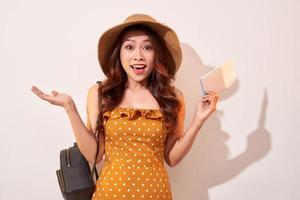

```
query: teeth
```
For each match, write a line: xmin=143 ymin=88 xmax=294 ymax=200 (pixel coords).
xmin=131 ymin=65 xmax=146 ymax=69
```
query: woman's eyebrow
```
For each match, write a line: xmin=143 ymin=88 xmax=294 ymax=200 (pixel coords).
xmin=124 ymin=38 xmax=151 ymax=42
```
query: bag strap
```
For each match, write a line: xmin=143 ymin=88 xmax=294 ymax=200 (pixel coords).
xmin=91 ymin=80 xmax=103 ymax=181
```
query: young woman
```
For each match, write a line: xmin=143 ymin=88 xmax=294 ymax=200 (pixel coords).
xmin=31 ymin=14 xmax=219 ymax=200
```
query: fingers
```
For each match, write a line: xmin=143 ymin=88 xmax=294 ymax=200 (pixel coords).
xmin=201 ymin=96 xmax=217 ymax=111
xmin=31 ymin=85 xmax=52 ymax=101
xmin=51 ymin=90 xmax=58 ymax=96
xmin=203 ymin=91 xmax=220 ymax=101
xmin=202 ymin=93 xmax=218 ymax=108
xmin=202 ymin=96 xmax=216 ymax=105
xmin=31 ymin=85 xmax=45 ymax=97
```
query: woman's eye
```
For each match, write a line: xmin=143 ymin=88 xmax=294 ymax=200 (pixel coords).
xmin=125 ymin=45 xmax=134 ymax=50
xmin=144 ymin=45 xmax=152 ymax=50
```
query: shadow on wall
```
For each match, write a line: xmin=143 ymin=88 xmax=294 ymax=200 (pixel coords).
xmin=170 ymin=43 xmax=272 ymax=200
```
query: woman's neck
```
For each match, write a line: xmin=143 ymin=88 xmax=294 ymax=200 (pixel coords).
xmin=125 ymin=77 xmax=149 ymax=91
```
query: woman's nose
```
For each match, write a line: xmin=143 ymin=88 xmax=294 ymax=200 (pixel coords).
xmin=134 ymin=48 xmax=145 ymax=61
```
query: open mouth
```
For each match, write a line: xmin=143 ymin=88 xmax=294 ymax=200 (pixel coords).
xmin=130 ymin=64 xmax=147 ymax=74
xmin=130 ymin=64 xmax=147 ymax=70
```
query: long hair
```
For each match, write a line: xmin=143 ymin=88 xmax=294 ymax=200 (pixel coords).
xmin=97 ymin=24 xmax=181 ymax=140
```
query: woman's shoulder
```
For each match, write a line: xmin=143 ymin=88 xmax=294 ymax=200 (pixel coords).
xmin=87 ymin=83 xmax=99 ymax=98
xmin=87 ymin=80 xmax=104 ymax=96
xmin=86 ymin=82 xmax=102 ymax=109
xmin=173 ymin=87 xmax=185 ymax=111
xmin=173 ymin=86 xmax=184 ymax=99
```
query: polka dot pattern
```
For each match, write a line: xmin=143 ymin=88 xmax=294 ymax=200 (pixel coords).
xmin=92 ymin=107 xmax=173 ymax=200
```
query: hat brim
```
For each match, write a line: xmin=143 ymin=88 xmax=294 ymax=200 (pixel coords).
xmin=98 ymin=19 xmax=182 ymax=77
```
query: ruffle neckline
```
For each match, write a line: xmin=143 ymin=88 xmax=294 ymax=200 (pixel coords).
xmin=103 ymin=106 xmax=164 ymax=121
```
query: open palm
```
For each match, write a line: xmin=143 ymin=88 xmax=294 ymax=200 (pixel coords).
xmin=31 ymin=85 xmax=72 ymax=108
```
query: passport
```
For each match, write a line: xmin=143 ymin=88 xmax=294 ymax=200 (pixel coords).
xmin=200 ymin=60 xmax=237 ymax=97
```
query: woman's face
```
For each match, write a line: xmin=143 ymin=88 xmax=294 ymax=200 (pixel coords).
xmin=120 ymin=29 xmax=155 ymax=83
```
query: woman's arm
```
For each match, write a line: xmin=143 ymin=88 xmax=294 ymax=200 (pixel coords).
xmin=164 ymin=89 xmax=218 ymax=167
xmin=31 ymin=84 xmax=105 ymax=164
xmin=65 ymin=83 xmax=105 ymax=164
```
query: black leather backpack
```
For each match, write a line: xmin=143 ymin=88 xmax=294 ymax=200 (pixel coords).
xmin=56 ymin=81 xmax=103 ymax=200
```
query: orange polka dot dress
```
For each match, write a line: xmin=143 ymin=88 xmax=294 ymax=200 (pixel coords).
xmin=92 ymin=107 xmax=173 ymax=200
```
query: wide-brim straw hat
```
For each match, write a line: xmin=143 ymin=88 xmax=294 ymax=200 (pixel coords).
xmin=97 ymin=13 xmax=182 ymax=77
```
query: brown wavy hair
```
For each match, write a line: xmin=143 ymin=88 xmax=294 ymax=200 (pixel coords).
xmin=96 ymin=24 xmax=181 ymax=141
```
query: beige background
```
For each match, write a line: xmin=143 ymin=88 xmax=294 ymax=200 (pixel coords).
xmin=1 ymin=0 xmax=299 ymax=199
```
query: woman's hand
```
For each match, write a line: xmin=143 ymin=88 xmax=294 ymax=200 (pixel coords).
xmin=31 ymin=85 xmax=73 ymax=109
xmin=194 ymin=91 xmax=220 ymax=123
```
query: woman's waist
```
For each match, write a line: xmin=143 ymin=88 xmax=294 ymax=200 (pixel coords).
xmin=104 ymin=155 xmax=165 ymax=168
xmin=100 ymin=159 xmax=169 ymax=179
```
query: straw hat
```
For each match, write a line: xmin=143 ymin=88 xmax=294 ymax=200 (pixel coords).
xmin=97 ymin=13 xmax=182 ymax=77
